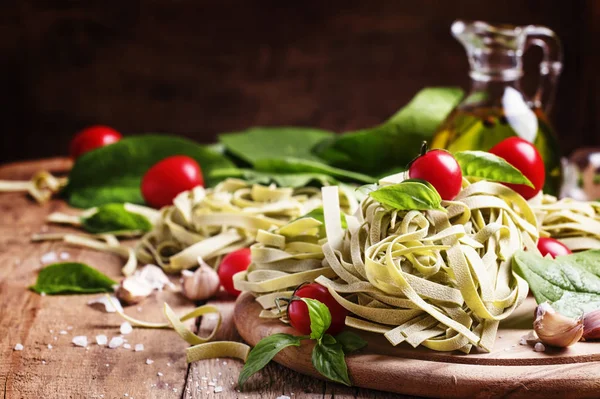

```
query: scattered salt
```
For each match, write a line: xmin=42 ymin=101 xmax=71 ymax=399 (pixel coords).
xmin=67 ymin=326 xmax=73 ymax=330
xmin=53 ymin=337 xmax=58 ymax=341
xmin=106 ymin=364 xmax=109 ymax=367
xmin=87 ymin=295 xmax=123 ymax=313
xmin=137 ymin=307 xmax=143 ymax=313
xmin=72 ymin=336 xmax=88 ymax=347
xmin=135 ymin=344 xmax=144 ymax=352
xmin=157 ymin=372 xmax=163 ymax=377
xmin=218 ymin=372 xmax=222 ymax=376
xmin=120 ymin=322 xmax=133 ymax=335
xmin=208 ymin=382 xmax=216 ymax=387
xmin=201 ymin=377 xmax=208 ymax=381
xmin=172 ymin=388 xmax=177 ymax=392
xmin=108 ymin=336 xmax=124 ymax=349
xmin=60 ymin=252 xmax=70 ymax=260
xmin=49 ymin=330 xmax=54 ymax=333
xmin=14 ymin=343 xmax=23 ymax=351
xmin=276 ymin=396 xmax=291 ymax=399
xmin=40 ymin=252 xmax=58 ymax=264
xmin=167 ymin=362 xmax=171 ymax=367
xmin=47 ymin=344 xmax=53 ymax=349
xmin=146 ymin=359 xmax=154 ymax=365
xmin=59 ymin=330 xmax=68 ymax=335
xmin=123 ymin=343 xmax=131 ymax=349
xmin=214 ymin=386 xmax=223 ymax=393
xmin=534 ymin=342 xmax=546 ymax=352
xmin=96 ymin=335 xmax=108 ymax=346
xmin=42 ymin=360 xmax=46 ymax=365
xmin=222 ymin=361 xmax=227 ymax=365
xmin=124 ymin=395 xmax=128 ymax=397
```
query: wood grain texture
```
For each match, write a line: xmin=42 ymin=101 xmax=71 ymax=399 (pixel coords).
xmin=234 ymin=292 xmax=600 ymax=399
xmin=1 ymin=0 xmax=598 ymax=163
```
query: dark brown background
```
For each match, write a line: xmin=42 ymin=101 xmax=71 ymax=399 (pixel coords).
xmin=1 ymin=0 xmax=598 ymax=163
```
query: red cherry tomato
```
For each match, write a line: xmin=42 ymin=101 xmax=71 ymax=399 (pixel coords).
xmin=69 ymin=125 xmax=122 ymax=159
xmin=217 ymin=248 xmax=252 ymax=296
xmin=141 ymin=155 xmax=203 ymax=208
xmin=537 ymin=237 xmax=572 ymax=258
xmin=409 ymin=149 xmax=463 ymax=201
xmin=288 ymin=283 xmax=348 ymax=336
xmin=489 ymin=137 xmax=545 ymax=200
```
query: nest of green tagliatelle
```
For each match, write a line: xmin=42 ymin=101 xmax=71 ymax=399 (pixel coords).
xmin=136 ymin=178 xmax=357 ymax=273
xmin=235 ymin=179 xmax=546 ymax=353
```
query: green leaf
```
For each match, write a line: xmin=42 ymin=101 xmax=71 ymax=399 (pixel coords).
xmin=238 ymin=333 xmax=303 ymax=388
xmin=253 ymin=158 xmax=375 ymax=184
xmin=81 ymin=203 xmax=153 ymax=233
xmin=219 ymin=127 xmax=334 ymax=165
xmin=311 ymin=341 xmax=351 ymax=386
xmin=512 ymin=250 xmax=600 ymax=319
xmin=63 ymin=135 xmax=234 ymax=208
xmin=302 ymin=298 xmax=332 ymax=341
xmin=296 ymin=207 xmax=348 ymax=229
xmin=315 ymin=87 xmax=463 ymax=176
xmin=369 ymin=180 xmax=443 ymax=211
xmin=30 ymin=262 xmax=117 ymax=295
xmin=454 ymin=150 xmax=534 ymax=187
xmin=209 ymin=168 xmax=338 ymax=188
xmin=335 ymin=331 xmax=367 ymax=353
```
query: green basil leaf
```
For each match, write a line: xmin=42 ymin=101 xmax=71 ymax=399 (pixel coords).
xmin=209 ymin=168 xmax=338 ymax=188
xmin=296 ymin=207 xmax=347 ymax=229
xmin=63 ymin=135 xmax=234 ymax=208
xmin=81 ymin=203 xmax=153 ymax=234
xmin=311 ymin=341 xmax=351 ymax=386
xmin=30 ymin=262 xmax=117 ymax=295
xmin=219 ymin=127 xmax=334 ymax=165
xmin=302 ymin=298 xmax=332 ymax=341
xmin=369 ymin=181 xmax=443 ymax=211
xmin=253 ymin=158 xmax=375 ymax=184
xmin=356 ymin=184 xmax=378 ymax=197
xmin=454 ymin=150 xmax=534 ymax=187
xmin=315 ymin=87 xmax=463 ymax=176
xmin=335 ymin=331 xmax=368 ymax=353
xmin=238 ymin=333 xmax=303 ymax=388
xmin=512 ymin=250 xmax=600 ymax=318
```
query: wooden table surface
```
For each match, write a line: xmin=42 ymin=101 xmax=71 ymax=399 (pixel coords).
xmin=0 ymin=159 xmax=411 ymax=399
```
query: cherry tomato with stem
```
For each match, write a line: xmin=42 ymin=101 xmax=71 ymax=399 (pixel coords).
xmin=69 ymin=125 xmax=122 ymax=159
xmin=408 ymin=142 xmax=463 ymax=201
xmin=489 ymin=137 xmax=545 ymax=200
xmin=287 ymin=283 xmax=348 ymax=336
xmin=218 ymin=248 xmax=252 ymax=297
xmin=537 ymin=237 xmax=572 ymax=258
xmin=141 ymin=155 xmax=203 ymax=208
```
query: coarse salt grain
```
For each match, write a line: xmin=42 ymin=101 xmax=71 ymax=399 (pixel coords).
xmin=222 ymin=361 xmax=227 ymax=365
xmin=72 ymin=336 xmax=88 ymax=347
xmin=157 ymin=372 xmax=163 ymax=377
xmin=47 ymin=344 xmax=53 ymax=349
xmin=123 ymin=343 xmax=131 ymax=349
xmin=214 ymin=386 xmax=223 ymax=393
xmin=120 ymin=322 xmax=133 ymax=335
xmin=108 ymin=336 xmax=124 ymax=349
xmin=135 ymin=344 xmax=144 ymax=352
xmin=167 ymin=362 xmax=171 ymax=367
xmin=67 ymin=326 xmax=73 ymax=330
xmin=14 ymin=343 xmax=23 ymax=351
xmin=42 ymin=360 xmax=46 ymax=365
xmin=534 ymin=342 xmax=546 ymax=352
xmin=96 ymin=335 xmax=108 ymax=346
xmin=146 ymin=359 xmax=154 ymax=365
xmin=59 ymin=330 xmax=68 ymax=335
xmin=276 ymin=396 xmax=291 ymax=399
xmin=41 ymin=252 xmax=58 ymax=264
xmin=60 ymin=252 xmax=70 ymax=260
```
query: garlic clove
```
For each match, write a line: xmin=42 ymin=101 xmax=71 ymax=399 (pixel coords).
xmin=117 ymin=275 xmax=154 ymax=304
xmin=181 ymin=264 xmax=220 ymax=301
xmin=137 ymin=264 xmax=176 ymax=291
xmin=583 ymin=309 xmax=600 ymax=340
xmin=534 ymin=302 xmax=583 ymax=348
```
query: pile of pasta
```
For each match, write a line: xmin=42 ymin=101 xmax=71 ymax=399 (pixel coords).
xmin=234 ymin=178 xmax=600 ymax=353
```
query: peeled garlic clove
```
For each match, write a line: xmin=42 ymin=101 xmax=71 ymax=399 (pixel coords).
xmin=583 ymin=309 xmax=600 ymax=340
xmin=534 ymin=302 xmax=583 ymax=348
xmin=117 ymin=275 xmax=154 ymax=304
xmin=137 ymin=264 xmax=176 ymax=291
xmin=181 ymin=264 xmax=220 ymax=301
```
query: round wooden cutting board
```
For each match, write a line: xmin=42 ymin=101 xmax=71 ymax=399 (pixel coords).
xmin=234 ymin=292 xmax=600 ymax=398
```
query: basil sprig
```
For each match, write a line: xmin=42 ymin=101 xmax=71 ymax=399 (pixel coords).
xmin=454 ymin=150 xmax=534 ymax=187
xmin=81 ymin=203 xmax=153 ymax=234
xmin=238 ymin=297 xmax=367 ymax=389
xmin=30 ymin=262 xmax=117 ymax=295
xmin=369 ymin=179 xmax=443 ymax=211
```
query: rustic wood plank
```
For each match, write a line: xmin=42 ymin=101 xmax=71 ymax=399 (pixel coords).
xmin=0 ymin=159 xmax=195 ymax=398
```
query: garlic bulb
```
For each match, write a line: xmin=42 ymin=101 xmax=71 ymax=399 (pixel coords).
xmin=583 ymin=309 xmax=600 ymax=340
xmin=181 ymin=264 xmax=220 ymax=301
xmin=534 ymin=302 xmax=583 ymax=347
xmin=117 ymin=275 xmax=154 ymax=304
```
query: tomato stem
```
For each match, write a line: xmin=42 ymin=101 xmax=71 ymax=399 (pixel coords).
xmin=420 ymin=141 xmax=429 ymax=157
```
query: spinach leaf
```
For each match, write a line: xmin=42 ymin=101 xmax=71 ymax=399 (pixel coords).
xmin=30 ymin=262 xmax=116 ymax=295
xmin=454 ymin=151 xmax=534 ymax=187
xmin=254 ymin=158 xmax=375 ymax=184
xmin=335 ymin=331 xmax=367 ymax=353
xmin=209 ymin=168 xmax=338 ymax=188
xmin=312 ymin=340 xmax=351 ymax=386
xmin=315 ymin=87 xmax=463 ymax=175
xmin=81 ymin=203 xmax=153 ymax=233
xmin=238 ymin=333 xmax=304 ymax=388
xmin=369 ymin=180 xmax=444 ymax=211
xmin=302 ymin=298 xmax=332 ymax=341
xmin=63 ymin=135 xmax=234 ymax=208
xmin=512 ymin=250 xmax=600 ymax=318
xmin=219 ymin=127 xmax=334 ymax=165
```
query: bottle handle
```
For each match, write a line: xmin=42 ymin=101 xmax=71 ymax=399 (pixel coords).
xmin=523 ymin=25 xmax=563 ymax=114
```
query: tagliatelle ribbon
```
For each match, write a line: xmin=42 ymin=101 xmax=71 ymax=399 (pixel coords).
xmin=106 ymin=296 xmax=250 ymax=363
xmin=0 ymin=171 xmax=67 ymax=204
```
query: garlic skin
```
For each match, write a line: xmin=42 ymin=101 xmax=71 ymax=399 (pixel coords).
xmin=583 ymin=309 xmax=600 ymax=340
xmin=534 ymin=302 xmax=583 ymax=347
xmin=117 ymin=275 xmax=154 ymax=304
xmin=181 ymin=265 xmax=220 ymax=301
